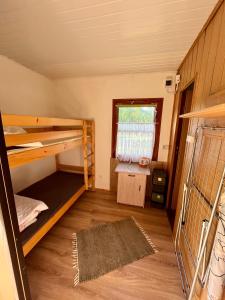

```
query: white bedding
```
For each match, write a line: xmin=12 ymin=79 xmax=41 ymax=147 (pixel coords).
xmin=4 ymin=126 xmax=26 ymax=135
xmin=4 ymin=126 xmax=43 ymax=148
xmin=14 ymin=194 xmax=48 ymax=232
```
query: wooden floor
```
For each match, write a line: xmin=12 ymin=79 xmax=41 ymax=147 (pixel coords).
xmin=26 ymin=190 xmax=184 ymax=300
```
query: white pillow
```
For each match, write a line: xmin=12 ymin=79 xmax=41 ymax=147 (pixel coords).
xmin=18 ymin=142 xmax=43 ymax=148
xmin=4 ymin=126 xmax=26 ymax=135
xmin=14 ymin=194 xmax=48 ymax=232
xmin=4 ymin=126 xmax=43 ymax=148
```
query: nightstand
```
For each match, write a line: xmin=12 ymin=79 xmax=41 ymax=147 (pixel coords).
xmin=115 ymin=163 xmax=150 ymax=207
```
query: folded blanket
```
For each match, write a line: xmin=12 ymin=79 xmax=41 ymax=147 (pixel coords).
xmin=14 ymin=194 xmax=48 ymax=232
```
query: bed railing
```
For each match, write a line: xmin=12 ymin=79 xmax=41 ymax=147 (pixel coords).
xmin=2 ymin=113 xmax=95 ymax=190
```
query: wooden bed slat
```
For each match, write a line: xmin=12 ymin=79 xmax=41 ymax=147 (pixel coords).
xmin=2 ymin=114 xmax=84 ymax=127
xmin=57 ymin=164 xmax=93 ymax=174
xmin=8 ymin=138 xmax=82 ymax=168
xmin=84 ymin=152 xmax=94 ymax=159
xmin=5 ymin=130 xmax=82 ymax=147
xmin=57 ymin=164 xmax=84 ymax=173
xmin=83 ymin=121 xmax=89 ymax=190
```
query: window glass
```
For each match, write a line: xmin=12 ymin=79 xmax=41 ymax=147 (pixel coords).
xmin=116 ymin=106 xmax=156 ymax=162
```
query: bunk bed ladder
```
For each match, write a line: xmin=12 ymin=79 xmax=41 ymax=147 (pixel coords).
xmin=82 ymin=120 xmax=95 ymax=190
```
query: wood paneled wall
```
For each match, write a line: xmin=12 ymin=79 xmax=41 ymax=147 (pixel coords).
xmin=168 ymin=0 xmax=225 ymax=298
xmin=169 ymin=0 xmax=225 ymax=227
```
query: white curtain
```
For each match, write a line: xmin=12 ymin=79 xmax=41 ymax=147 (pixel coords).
xmin=116 ymin=122 xmax=156 ymax=162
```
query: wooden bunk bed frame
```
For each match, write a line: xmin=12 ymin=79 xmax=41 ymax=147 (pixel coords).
xmin=1 ymin=113 xmax=95 ymax=256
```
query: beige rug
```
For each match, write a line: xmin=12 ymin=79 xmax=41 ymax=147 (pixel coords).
xmin=72 ymin=217 xmax=158 ymax=286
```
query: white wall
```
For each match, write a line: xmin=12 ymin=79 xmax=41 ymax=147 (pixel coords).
xmin=0 ymin=57 xmax=175 ymax=193
xmin=0 ymin=56 xmax=56 ymax=116
xmin=0 ymin=55 xmax=59 ymax=300
xmin=54 ymin=72 xmax=175 ymax=190
xmin=0 ymin=55 xmax=57 ymax=192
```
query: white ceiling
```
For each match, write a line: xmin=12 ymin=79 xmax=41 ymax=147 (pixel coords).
xmin=0 ymin=0 xmax=218 ymax=78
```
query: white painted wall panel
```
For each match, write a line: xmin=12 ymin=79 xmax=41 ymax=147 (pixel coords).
xmin=0 ymin=0 xmax=217 ymax=78
xmin=55 ymin=71 xmax=175 ymax=189
xmin=0 ymin=55 xmax=57 ymax=192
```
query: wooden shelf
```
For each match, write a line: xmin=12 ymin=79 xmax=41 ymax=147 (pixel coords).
xmin=180 ymin=103 xmax=225 ymax=119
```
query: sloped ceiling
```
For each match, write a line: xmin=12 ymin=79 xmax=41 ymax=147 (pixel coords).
xmin=0 ymin=0 xmax=217 ymax=78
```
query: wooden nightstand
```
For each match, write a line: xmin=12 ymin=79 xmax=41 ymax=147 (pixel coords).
xmin=115 ymin=163 xmax=150 ymax=207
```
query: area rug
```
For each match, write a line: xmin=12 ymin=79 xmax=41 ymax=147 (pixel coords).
xmin=72 ymin=217 xmax=158 ymax=286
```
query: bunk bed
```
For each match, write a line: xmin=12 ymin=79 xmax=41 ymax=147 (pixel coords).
xmin=1 ymin=113 xmax=95 ymax=256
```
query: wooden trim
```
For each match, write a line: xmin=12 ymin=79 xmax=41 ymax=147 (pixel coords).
xmin=181 ymin=76 xmax=196 ymax=93
xmin=111 ymin=98 xmax=163 ymax=161
xmin=166 ymin=81 xmax=195 ymax=210
xmin=0 ymin=114 xmax=31 ymax=299
xmin=82 ymin=121 xmax=89 ymax=190
xmin=23 ymin=184 xmax=86 ymax=256
xmin=2 ymin=114 xmax=84 ymax=127
xmin=178 ymin=0 xmax=224 ymax=71
xmin=8 ymin=138 xmax=82 ymax=168
xmin=179 ymin=103 xmax=225 ymax=119
xmin=90 ymin=120 xmax=95 ymax=190
xmin=5 ymin=130 xmax=82 ymax=147
xmin=84 ymin=152 xmax=94 ymax=159
xmin=57 ymin=164 xmax=85 ymax=174
xmin=25 ymin=127 xmax=54 ymax=133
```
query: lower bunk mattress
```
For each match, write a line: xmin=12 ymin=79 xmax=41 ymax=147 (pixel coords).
xmin=19 ymin=171 xmax=85 ymax=245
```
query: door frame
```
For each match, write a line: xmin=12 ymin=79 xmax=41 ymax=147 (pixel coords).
xmin=166 ymin=80 xmax=195 ymax=225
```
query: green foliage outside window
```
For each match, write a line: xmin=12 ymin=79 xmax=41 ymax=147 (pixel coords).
xmin=118 ymin=106 xmax=155 ymax=123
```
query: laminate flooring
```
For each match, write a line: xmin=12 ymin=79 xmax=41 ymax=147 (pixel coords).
xmin=26 ymin=190 xmax=184 ymax=300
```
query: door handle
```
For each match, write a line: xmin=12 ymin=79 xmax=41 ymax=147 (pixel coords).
xmin=139 ymin=185 xmax=141 ymax=191
xmin=128 ymin=174 xmax=135 ymax=177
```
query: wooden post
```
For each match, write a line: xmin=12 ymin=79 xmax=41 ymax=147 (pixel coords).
xmin=55 ymin=154 xmax=60 ymax=171
xmin=90 ymin=120 xmax=95 ymax=190
xmin=82 ymin=120 xmax=89 ymax=190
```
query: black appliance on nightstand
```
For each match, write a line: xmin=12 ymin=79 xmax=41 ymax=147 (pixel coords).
xmin=151 ymin=168 xmax=167 ymax=206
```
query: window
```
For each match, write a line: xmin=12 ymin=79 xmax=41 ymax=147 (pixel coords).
xmin=112 ymin=99 xmax=163 ymax=162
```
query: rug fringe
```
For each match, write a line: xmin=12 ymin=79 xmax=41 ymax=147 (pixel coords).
xmin=72 ymin=233 xmax=80 ymax=286
xmin=132 ymin=217 xmax=158 ymax=253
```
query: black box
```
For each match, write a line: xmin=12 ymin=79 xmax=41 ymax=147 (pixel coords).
xmin=151 ymin=192 xmax=165 ymax=204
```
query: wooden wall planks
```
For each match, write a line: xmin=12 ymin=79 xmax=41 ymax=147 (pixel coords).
xmin=177 ymin=1 xmax=225 ymax=108
xmin=168 ymin=1 xmax=225 ymax=298
xmin=210 ymin=3 xmax=225 ymax=94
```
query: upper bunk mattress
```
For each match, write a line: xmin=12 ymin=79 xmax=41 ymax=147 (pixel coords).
xmin=19 ymin=171 xmax=84 ymax=245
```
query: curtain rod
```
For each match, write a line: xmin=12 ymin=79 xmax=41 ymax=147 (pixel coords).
xmin=115 ymin=104 xmax=157 ymax=108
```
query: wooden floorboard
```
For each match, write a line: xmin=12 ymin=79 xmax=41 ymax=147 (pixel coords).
xmin=25 ymin=190 xmax=184 ymax=300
